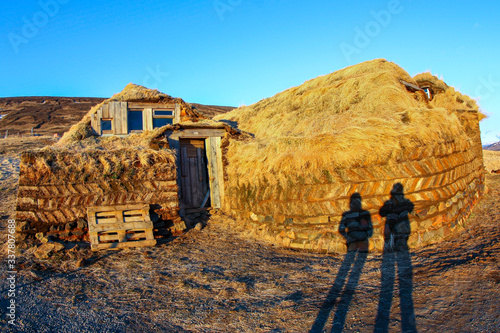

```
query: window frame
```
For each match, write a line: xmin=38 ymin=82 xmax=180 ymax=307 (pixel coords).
xmin=101 ymin=118 xmax=113 ymax=135
xmin=127 ymin=109 xmax=144 ymax=133
xmin=152 ymin=108 xmax=176 ymax=129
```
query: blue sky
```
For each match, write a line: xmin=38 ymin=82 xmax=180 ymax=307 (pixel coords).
xmin=1 ymin=0 xmax=499 ymax=143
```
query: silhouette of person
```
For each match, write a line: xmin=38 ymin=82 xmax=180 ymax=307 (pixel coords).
xmin=375 ymin=183 xmax=417 ymax=333
xmin=379 ymin=183 xmax=414 ymax=252
xmin=339 ymin=193 xmax=373 ymax=252
xmin=310 ymin=193 xmax=372 ymax=332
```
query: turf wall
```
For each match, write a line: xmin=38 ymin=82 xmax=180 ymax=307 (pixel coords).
xmin=224 ymin=110 xmax=486 ymax=253
xmin=15 ymin=149 xmax=181 ymax=240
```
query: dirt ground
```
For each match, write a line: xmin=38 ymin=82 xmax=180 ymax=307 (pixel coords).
xmin=0 ymin=138 xmax=498 ymax=332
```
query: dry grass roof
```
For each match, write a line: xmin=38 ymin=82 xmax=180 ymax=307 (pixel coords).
xmin=20 ymin=147 xmax=176 ymax=185
xmin=215 ymin=59 xmax=484 ymax=185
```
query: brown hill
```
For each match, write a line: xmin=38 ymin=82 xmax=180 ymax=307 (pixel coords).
xmin=190 ymin=103 xmax=236 ymax=118
xmin=0 ymin=97 xmax=105 ymax=137
xmin=0 ymin=96 xmax=235 ymax=137
xmin=483 ymin=141 xmax=500 ymax=151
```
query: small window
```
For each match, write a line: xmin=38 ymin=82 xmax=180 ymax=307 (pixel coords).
xmin=423 ymin=87 xmax=432 ymax=100
xmin=128 ymin=109 xmax=143 ymax=133
xmin=153 ymin=109 xmax=175 ymax=129
xmin=154 ymin=110 xmax=173 ymax=117
xmin=101 ymin=119 xmax=112 ymax=134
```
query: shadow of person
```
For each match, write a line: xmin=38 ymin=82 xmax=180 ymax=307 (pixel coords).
xmin=310 ymin=193 xmax=372 ymax=333
xmin=375 ymin=183 xmax=417 ymax=333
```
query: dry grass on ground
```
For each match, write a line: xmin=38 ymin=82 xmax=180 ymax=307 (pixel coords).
xmin=483 ymin=150 xmax=500 ymax=172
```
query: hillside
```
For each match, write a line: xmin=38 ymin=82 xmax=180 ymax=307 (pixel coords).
xmin=190 ymin=103 xmax=236 ymax=118
xmin=0 ymin=97 xmax=105 ymax=137
xmin=483 ymin=141 xmax=500 ymax=151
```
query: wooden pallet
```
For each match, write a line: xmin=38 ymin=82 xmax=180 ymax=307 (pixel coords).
xmin=87 ymin=204 xmax=156 ymax=251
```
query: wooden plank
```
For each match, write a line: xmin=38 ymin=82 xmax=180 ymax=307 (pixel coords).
xmin=120 ymin=102 xmax=128 ymax=134
xmin=208 ymin=137 xmax=221 ymax=208
xmin=101 ymin=104 xmax=109 ymax=119
xmin=91 ymin=114 xmax=97 ymax=133
xmin=108 ymin=102 xmax=116 ymax=119
xmin=97 ymin=233 xmax=120 ymax=242
xmin=96 ymin=108 xmax=102 ymax=134
xmin=126 ymin=233 xmax=148 ymax=241
xmin=214 ymin=136 xmax=225 ymax=208
xmin=144 ymin=108 xmax=153 ymax=131
xmin=205 ymin=137 xmax=214 ymax=206
xmin=91 ymin=239 xmax=156 ymax=251
xmin=182 ymin=145 xmax=192 ymax=206
xmin=117 ymin=230 xmax=126 ymax=242
xmin=87 ymin=213 xmax=96 ymax=225
xmin=123 ymin=216 xmax=148 ymax=223
xmin=400 ymin=79 xmax=423 ymax=92
xmin=116 ymin=210 xmax=124 ymax=223
xmin=109 ymin=102 xmax=117 ymax=134
xmin=128 ymin=102 xmax=176 ymax=109
xmin=197 ymin=148 xmax=204 ymax=182
xmin=91 ymin=228 xmax=153 ymax=241
xmin=89 ymin=233 xmax=99 ymax=247
xmin=89 ymin=221 xmax=154 ymax=233
xmin=113 ymin=102 xmax=122 ymax=135
xmin=169 ymin=129 xmax=225 ymax=139
xmin=96 ymin=211 xmax=117 ymax=217
xmin=95 ymin=217 xmax=118 ymax=224
xmin=189 ymin=157 xmax=199 ymax=206
xmin=123 ymin=209 xmax=144 ymax=216
xmin=174 ymin=103 xmax=181 ymax=124
xmin=180 ymin=146 xmax=189 ymax=178
xmin=88 ymin=204 xmax=149 ymax=214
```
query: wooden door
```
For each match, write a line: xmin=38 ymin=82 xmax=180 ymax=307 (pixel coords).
xmin=179 ymin=139 xmax=210 ymax=208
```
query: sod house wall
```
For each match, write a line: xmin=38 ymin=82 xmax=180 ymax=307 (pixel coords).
xmin=224 ymin=110 xmax=486 ymax=253
xmin=15 ymin=149 xmax=181 ymax=239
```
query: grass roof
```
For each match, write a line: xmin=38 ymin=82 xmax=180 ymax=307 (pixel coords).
xmin=215 ymin=59 xmax=483 ymax=186
xmin=20 ymin=147 xmax=176 ymax=185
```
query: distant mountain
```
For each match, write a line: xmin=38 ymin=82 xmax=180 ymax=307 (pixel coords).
xmin=483 ymin=141 xmax=500 ymax=151
xmin=0 ymin=97 xmax=235 ymax=137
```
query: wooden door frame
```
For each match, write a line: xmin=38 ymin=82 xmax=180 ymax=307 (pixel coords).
xmin=167 ymin=128 xmax=226 ymax=215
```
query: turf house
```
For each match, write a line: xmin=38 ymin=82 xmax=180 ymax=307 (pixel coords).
xmin=16 ymin=59 xmax=486 ymax=252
